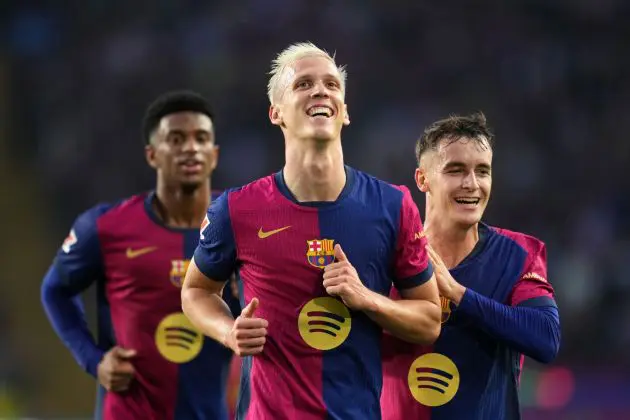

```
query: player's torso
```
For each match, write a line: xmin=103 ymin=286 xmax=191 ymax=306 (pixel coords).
xmin=231 ymin=172 xmax=400 ymax=419
xmin=97 ymin=194 xmax=232 ymax=420
xmin=383 ymin=227 xmax=527 ymax=420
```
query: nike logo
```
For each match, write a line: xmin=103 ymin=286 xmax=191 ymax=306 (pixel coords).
xmin=258 ymin=226 xmax=291 ymax=239
xmin=126 ymin=246 xmax=158 ymax=259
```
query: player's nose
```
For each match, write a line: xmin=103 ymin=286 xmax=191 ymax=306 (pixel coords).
xmin=310 ymin=80 xmax=330 ymax=98
xmin=181 ymin=136 xmax=200 ymax=153
xmin=461 ymin=172 xmax=479 ymax=189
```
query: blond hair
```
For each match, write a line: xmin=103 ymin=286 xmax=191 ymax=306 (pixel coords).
xmin=267 ymin=42 xmax=347 ymax=104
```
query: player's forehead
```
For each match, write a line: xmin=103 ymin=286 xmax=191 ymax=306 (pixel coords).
xmin=286 ymin=55 xmax=342 ymax=83
xmin=436 ymin=136 xmax=493 ymax=166
xmin=157 ymin=111 xmax=213 ymax=134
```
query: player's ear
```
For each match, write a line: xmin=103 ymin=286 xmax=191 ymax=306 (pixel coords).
xmin=269 ymin=105 xmax=282 ymax=126
xmin=415 ymin=167 xmax=429 ymax=193
xmin=210 ymin=144 xmax=219 ymax=171
xmin=145 ymin=144 xmax=158 ymax=169
xmin=343 ymin=104 xmax=350 ymax=126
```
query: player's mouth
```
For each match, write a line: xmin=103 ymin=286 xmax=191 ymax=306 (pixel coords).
xmin=306 ymin=105 xmax=334 ymax=119
xmin=453 ymin=197 xmax=481 ymax=208
xmin=179 ymin=159 xmax=204 ymax=174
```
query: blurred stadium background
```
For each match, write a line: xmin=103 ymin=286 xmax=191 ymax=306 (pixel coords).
xmin=1 ymin=1 xmax=628 ymax=419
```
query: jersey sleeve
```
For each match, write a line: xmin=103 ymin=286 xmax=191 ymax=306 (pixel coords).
xmin=392 ymin=186 xmax=433 ymax=290
xmin=41 ymin=204 xmax=110 ymax=377
xmin=53 ymin=204 xmax=109 ymax=290
xmin=508 ymin=240 xmax=556 ymax=307
xmin=193 ymin=190 xmax=237 ymax=283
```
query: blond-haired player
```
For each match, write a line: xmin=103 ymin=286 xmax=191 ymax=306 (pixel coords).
xmin=181 ymin=42 xmax=441 ymax=419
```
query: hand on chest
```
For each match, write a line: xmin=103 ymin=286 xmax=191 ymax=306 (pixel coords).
xmin=235 ymin=209 xmax=395 ymax=292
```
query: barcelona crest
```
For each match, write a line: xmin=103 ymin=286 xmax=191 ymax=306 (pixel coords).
xmin=306 ymin=239 xmax=335 ymax=269
xmin=170 ymin=259 xmax=191 ymax=288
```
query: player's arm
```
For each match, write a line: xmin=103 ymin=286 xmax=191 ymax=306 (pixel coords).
xmin=430 ymin=242 xmax=561 ymax=363
xmin=323 ymin=187 xmax=441 ymax=344
xmin=182 ymin=260 xmax=236 ymax=344
xmin=40 ymin=206 xmax=108 ymax=377
xmin=182 ymin=192 xmax=267 ymax=356
xmin=368 ymin=186 xmax=441 ymax=344
xmin=363 ymin=273 xmax=441 ymax=345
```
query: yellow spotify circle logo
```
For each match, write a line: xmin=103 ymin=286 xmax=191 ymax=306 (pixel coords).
xmin=298 ymin=297 xmax=351 ymax=351
xmin=408 ymin=353 xmax=459 ymax=407
xmin=155 ymin=313 xmax=203 ymax=363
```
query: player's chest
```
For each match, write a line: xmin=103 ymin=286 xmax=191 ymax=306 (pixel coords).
xmin=451 ymin=244 xmax=526 ymax=303
xmin=232 ymin=208 xmax=396 ymax=289
xmin=100 ymin=231 xmax=195 ymax=294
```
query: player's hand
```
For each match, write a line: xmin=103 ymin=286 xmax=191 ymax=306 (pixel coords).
xmin=97 ymin=346 xmax=137 ymax=393
xmin=426 ymin=245 xmax=466 ymax=305
xmin=323 ymin=244 xmax=373 ymax=311
xmin=225 ymin=297 xmax=268 ymax=356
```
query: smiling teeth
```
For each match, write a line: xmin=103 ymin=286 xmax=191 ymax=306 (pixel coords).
xmin=308 ymin=106 xmax=332 ymax=117
xmin=455 ymin=198 xmax=480 ymax=204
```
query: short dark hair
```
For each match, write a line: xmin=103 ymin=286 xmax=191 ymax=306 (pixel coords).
xmin=415 ymin=112 xmax=494 ymax=165
xmin=142 ymin=90 xmax=214 ymax=144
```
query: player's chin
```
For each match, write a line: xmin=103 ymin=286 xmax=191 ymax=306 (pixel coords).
xmin=178 ymin=177 xmax=206 ymax=192
xmin=178 ymin=168 xmax=210 ymax=181
xmin=452 ymin=210 xmax=483 ymax=228
xmin=309 ymin=126 xmax=339 ymax=142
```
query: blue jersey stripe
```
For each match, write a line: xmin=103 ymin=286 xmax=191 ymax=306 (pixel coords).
xmin=319 ymin=203 xmax=383 ymax=420
xmin=175 ymin=229 xmax=233 ymax=420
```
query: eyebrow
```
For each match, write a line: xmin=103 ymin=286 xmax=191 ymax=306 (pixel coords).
xmin=166 ymin=129 xmax=214 ymax=141
xmin=167 ymin=129 xmax=211 ymax=136
xmin=293 ymin=73 xmax=341 ymax=84
xmin=443 ymin=161 xmax=491 ymax=170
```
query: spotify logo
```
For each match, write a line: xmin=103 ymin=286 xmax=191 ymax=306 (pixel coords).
xmin=155 ymin=313 xmax=203 ymax=363
xmin=298 ymin=297 xmax=351 ymax=350
xmin=408 ymin=353 xmax=460 ymax=406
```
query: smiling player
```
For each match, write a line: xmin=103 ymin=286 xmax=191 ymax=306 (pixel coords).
xmin=182 ymin=42 xmax=442 ymax=420
xmin=381 ymin=112 xmax=561 ymax=420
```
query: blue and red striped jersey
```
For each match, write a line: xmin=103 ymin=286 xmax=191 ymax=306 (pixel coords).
xmin=381 ymin=224 xmax=557 ymax=420
xmin=194 ymin=166 xmax=433 ymax=420
xmin=47 ymin=191 xmax=238 ymax=420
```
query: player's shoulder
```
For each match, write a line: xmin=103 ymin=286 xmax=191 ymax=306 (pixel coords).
xmin=351 ymin=167 xmax=409 ymax=194
xmin=350 ymin=167 xmax=412 ymax=204
xmin=211 ymin=189 xmax=224 ymax=201
xmin=73 ymin=192 xmax=147 ymax=229
xmin=97 ymin=192 xmax=148 ymax=221
xmin=490 ymin=225 xmax=546 ymax=255
xmin=222 ymin=174 xmax=276 ymax=208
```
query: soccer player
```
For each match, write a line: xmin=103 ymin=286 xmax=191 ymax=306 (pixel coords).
xmin=380 ymin=113 xmax=561 ymax=419
xmin=40 ymin=91 xmax=240 ymax=420
xmin=181 ymin=42 xmax=442 ymax=420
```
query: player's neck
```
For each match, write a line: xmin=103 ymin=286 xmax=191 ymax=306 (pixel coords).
xmin=154 ymin=181 xmax=211 ymax=229
xmin=425 ymin=219 xmax=479 ymax=269
xmin=283 ymin=139 xmax=345 ymax=202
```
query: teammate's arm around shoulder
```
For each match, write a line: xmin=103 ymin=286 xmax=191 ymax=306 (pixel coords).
xmin=182 ymin=192 xmax=268 ymax=356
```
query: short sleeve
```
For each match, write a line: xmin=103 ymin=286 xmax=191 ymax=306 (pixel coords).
xmin=53 ymin=204 xmax=109 ymax=293
xmin=392 ymin=186 xmax=433 ymax=290
xmin=508 ymin=241 xmax=556 ymax=307
xmin=193 ymin=190 xmax=237 ymax=283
